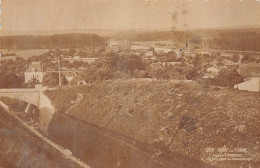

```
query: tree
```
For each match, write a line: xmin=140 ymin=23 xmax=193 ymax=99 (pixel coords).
xmin=231 ymin=54 xmax=240 ymax=63
xmin=0 ymin=72 xmax=23 ymax=88
xmin=96 ymin=66 xmax=113 ymax=80
xmin=68 ymin=48 xmax=76 ymax=56
xmin=133 ymin=70 xmax=148 ymax=78
xmin=82 ymin=65 xmax=98 ymax=83
xmin=148 ymin=64 xmax=169 ymax=80
xmin=42 ymin=72 xmax=68 ymax=87
xmin=211 ymin=69 xmax=244 ymax=87
xmin=28 ymin=77 xmax=40 ymax=85
xmin=73 ymin=60 xmax=84 ymax=68
xmin=168 ymin=64 xmax=188 ymax=81
xmin=28 ymin=56 xmax=40 ymax=62
xmin=61 ymin=76 xmax=68 ymax=85
xmin=190 ymin=35 xmax=201 ymax=45
xmin=42 ymin=73 xmax=59 ymax=87
xmin=0 ymin=58 xmax=26 ymax=88
xmin=83 ymin=64 xmax=113 ymax=82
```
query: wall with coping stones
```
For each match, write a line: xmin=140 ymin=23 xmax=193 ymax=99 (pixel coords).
xmin=0 ymin=89 xmax=40 ymax=106
xmin=38 ymin=91 xmax=55 ymax=134
xmin=0 ymin=89 xmax=55 ymax=134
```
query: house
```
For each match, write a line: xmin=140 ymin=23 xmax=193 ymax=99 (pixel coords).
xmin=120 ymin=39 xmax=131 ymax=50
xmin=145 ymin=47 xmax=156 ymax=59
xmin=226 ymin=64 xmax=239 ymax=70
xmin=77 ymin=80 xmax=87 ymax=85
xmin=206 ymin=67 xmax=219 ymax=78
xmin=134 ymin=48 xmax=146 ymax=56
xmin=81 ymin=58 xmax=99 ymax=64
xmin=64 ymin=57 xmax=98 ymax=64
xmin=165 ymin=62 xmax=182 ymax=66
xmin=108 ymin=40 xmax=121 ymax=51
xmin=150 ymin=62 xmax=182 ymax=69
xmin=74 ymin=56 xmax=81 ymax=60
xmin=234 ymin=64 xmax=260 ymax=92
xmin=150 ymin=62 xmax=164 ymax=70
xmin=234 ymin=78 xmax=260 ymax=92
xmin=145 ymin=50 xmax=155 ymax=57
xmin=69 ymin=75 xmax=86 ymax=85
xmin=65 ymin=76 xmax=74 ymax=83
xmin=25 ymin=62 xmax=45 ymax=83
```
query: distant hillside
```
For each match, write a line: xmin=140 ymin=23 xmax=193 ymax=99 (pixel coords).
xmin=209 ymin=28 xmax=260 ymax=51
xmin=113 ymin=28 xmax=260 ymax=51
xmin=45 ymin=80 xmax=260 ymax=168
xmin=113 ymin=30 xmax=187 ymax=42
xmin=0 ymin=33 xmax=108 ymax=49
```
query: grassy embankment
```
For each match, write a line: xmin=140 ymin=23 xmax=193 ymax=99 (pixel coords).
xmin=45 ymin=80 xmax=260 ymax=166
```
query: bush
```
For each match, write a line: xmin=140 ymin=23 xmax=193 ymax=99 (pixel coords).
xmin=42 ymin=73 xmax=59 ymax=87
xmin=0 ymin=72 xmax=24 ymax=88
xmin=42 ymin=73 xmax=68 ymax=87
xmin=210 ymin=69 xmax=244 ymax=87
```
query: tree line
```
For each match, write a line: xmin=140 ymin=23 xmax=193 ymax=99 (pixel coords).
xmin=0 ymin=34 xmax=108 ymax=49
xmin=210 ymin=29 xmax=260 ymax=51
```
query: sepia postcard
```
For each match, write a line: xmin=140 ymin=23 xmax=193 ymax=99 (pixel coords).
xmin=0 ymin=0 xmax=259 ymax=168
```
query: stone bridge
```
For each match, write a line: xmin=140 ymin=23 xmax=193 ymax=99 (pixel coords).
xmin=0 ymin=89 xmax=40 ymax=106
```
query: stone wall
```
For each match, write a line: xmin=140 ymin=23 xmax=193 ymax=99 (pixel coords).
xmin=0 ymin=89 xmax=40 ymax=106
xmin=38 ymin=91 xmax=55 ymax=134
xmin=0 ymin=89 xmax=56 ymax=134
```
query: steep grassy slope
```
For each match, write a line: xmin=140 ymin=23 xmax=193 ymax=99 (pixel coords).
xmin=45 ymin=80 xmax=260 ymax=167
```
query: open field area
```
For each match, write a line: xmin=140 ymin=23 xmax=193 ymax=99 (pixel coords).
xmin=45 ymin=80 xmax=260 ymax=168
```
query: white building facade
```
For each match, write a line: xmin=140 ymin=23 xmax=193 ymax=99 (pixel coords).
xmin=25 ymin=62 xmax=45 ymax=84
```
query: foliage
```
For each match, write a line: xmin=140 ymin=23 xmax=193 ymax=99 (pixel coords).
xmin=190 ymin=35 xmax=201 ymax=45
xmin=133 ymin=70 xmax=149 ymax=78
xmin=210 ymin=69 xmax=244 ymax=87
xmin=230 ymin=54 xmax=240 ymax=63
xmin=61 ymin=76 xmax=68 ymax=85
xmin=157 ymin=51 xmax=181 ymax=62
xmin=42 ymin=73 xmax=59 ymax=87
xmin=68 ymin=48 xmax=76 ymax=56
xmin=82 ymin=52 xmax=146 ymax=82
xmin=0 ymin=57 xmax=28 ymax=88
xmin=83 ymin=65 xmax=113 ymax=82
xmin=149 ymin=63 xmax=190 ymax=80
xmin=0 ymin=72 xmax=24 ymax=88
xmin=0 ymin=34 xmax=108 ymax=49
xmin=241 ymin=54 xmax=260 ymax=64
xmin=211 ymin=29 xmax=260 ymax=51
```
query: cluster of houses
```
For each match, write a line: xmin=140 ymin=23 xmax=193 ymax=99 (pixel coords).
xmin=63 ymin=57 xmax=99 ymax=64
xmin=25 ymin=60 xmax=259 ymax=92
xmin=24 ymin=39 xmax=260 ymax=92
xmin=24 ymin=62 xmax=86 ymax=86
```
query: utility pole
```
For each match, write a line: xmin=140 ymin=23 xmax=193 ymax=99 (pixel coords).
xmin=58 ymin=56 xmax=61 ymax=87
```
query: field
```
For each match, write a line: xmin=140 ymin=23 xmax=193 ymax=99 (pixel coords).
xmin=45 ymin=80 xmax=260 ymax=167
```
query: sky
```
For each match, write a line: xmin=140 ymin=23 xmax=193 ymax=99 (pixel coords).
xmin=1 ymin=0 xmax=260 ymax=32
